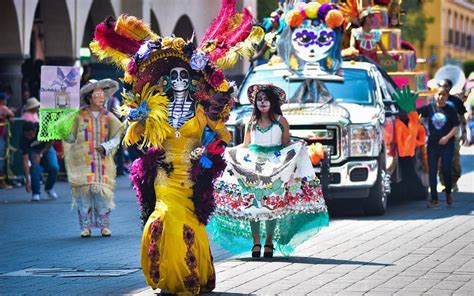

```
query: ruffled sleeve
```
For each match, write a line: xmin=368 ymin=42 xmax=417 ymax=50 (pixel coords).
xmin=206 ymin=116 xmax=231 ymax=144
xmin=196 ymin=104 xmax=231 ymax=143
xmin=372 ymin=29 xmax=381 ymax=42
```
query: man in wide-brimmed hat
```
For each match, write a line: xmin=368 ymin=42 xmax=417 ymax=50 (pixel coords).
xmin=21 ymin=97 xmax=41 ymax=123
xmin=64 ymin=78 xmax=123 ymax=238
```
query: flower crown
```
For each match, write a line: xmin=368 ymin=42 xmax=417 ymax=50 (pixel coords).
xmin=125 ymin=36 xmax=231 ymax=98
xmin=90 ymin=1 xmax=263 ymax=149
xmin=284 ymin=2 xmax=344 ymax=29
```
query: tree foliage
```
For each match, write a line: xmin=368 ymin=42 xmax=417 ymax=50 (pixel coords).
xmin=257 ymin=0 xmax=278 ymax=20
xmin=400 ymin=0 xmax=434 ymax=51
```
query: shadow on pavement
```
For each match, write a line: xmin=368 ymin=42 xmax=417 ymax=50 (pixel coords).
xmin=235 ymin=256 xmax=392 ymax=266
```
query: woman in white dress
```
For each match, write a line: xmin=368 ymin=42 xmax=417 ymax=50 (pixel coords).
xmin=209 ymin=84 xmax=329 ymax=258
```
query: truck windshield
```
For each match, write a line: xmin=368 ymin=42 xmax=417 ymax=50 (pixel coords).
xmin=238 ymin=68 xmax=375 ymax=105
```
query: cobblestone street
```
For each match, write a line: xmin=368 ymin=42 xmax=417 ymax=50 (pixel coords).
xmin=1 ymin=147 xmax=473 ymax=295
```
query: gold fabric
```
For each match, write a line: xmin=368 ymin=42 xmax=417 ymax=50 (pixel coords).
xmin=140 ymin=104 xmax=229 ymax=295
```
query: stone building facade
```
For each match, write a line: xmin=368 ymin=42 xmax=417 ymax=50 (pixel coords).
xmin=0 ymin=0 xmax=256 ymax=110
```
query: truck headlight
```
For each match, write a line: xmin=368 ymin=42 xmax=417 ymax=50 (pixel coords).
xmin=350 ymin=125 xmax=376 ymax=156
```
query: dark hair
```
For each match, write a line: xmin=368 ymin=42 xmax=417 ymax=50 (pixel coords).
xmin=22 ymin=121 xmax=37 ymax=133
xmin=0 ymin=92 xmax=5 ymax=101
xmin=438 ymin=79 xmax=453 ymax=90
xmin=249 ymin=88 xmax=283 ymax=130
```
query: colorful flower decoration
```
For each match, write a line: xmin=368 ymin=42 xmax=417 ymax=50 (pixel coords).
xmin=90 ymin=2 xmax=264 ymax=149
xmin=278 ymin=1 xmax=344 ymax=74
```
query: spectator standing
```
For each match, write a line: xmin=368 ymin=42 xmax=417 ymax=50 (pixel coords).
xmin=21 ymin=97 xmax=41 ymax=123
xmin=0 ymin=92 xmax=15 ymax=189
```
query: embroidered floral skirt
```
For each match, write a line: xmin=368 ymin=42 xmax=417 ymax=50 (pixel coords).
xmin=140 ymin=177 xmax=215 ymax=294
xmin=208 ymin=142 xmax=329 ymax=256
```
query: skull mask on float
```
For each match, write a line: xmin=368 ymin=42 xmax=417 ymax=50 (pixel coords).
xmin=170 ymin=67 xmax=190 ymax=91
xmin=291 ymin=21 xmax=335 ymax=63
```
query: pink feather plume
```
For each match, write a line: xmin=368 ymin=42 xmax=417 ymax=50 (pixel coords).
xmin=94 ymin=22 xmax=142 ymax=56
xmin=200 ymin=0 xmax=237 ymax=47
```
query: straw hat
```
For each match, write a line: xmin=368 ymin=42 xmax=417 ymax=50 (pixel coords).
xmin=80 ymin=79 xmax=119 ymax=101
xmin=247 ymin=84 xmax=287 ymax=105
xmin=24 ymin=97 xmax=41 ymax=111
xmin=359 ymin=8 xmax=374 ymax=20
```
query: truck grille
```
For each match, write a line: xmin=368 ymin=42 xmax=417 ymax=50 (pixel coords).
xmin=290 ymin=125 xmax=341 ymax=160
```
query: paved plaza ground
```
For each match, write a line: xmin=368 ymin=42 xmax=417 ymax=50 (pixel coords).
xmin=1 ymin=147 xmax=473 ymax=295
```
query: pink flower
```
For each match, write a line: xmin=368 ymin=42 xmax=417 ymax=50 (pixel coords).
xmin=208 ymin=70 xmax=225 ymax=88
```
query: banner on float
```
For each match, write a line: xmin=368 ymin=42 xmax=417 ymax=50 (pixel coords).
xmin=38 ymin=66 xmax=80 ymax=141
xmin=40 ymin=66 xmax=80 ymax=109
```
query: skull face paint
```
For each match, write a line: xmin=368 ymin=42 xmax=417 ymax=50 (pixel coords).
xmin=256 ymin=92 xmax=271 ymax=113
xmin=291 ymin=23 xmax=335 ymax=63
xmin=170 ymin=67 xmax=190 ymax=91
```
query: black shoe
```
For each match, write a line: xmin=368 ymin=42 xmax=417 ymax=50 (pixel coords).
xmin=263 ymin=244 xmax=274 ymax=258
xmin=251 ymin=244 xmax=261 ymax=258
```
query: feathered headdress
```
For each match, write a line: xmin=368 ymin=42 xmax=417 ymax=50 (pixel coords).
xmin=337 ymin=0 xmax=363 ymax=26
xmin=199 ymin=0 xmax=264 ymax=69
xmin=89 ymin=1 xmax=263 ymax=149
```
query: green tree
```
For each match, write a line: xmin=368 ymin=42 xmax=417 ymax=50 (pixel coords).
xmin=257 ymin=0 xmax=279 ymax=20
xmin=400 ymin=0 xmax=434 ymax=53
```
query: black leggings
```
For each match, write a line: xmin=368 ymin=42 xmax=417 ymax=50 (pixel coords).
xmin=428 ymin=141 xmax=454 ymax=200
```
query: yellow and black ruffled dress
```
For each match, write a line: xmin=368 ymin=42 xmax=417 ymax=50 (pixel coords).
xmin=139 ymin=105 xmax=230 ymax=295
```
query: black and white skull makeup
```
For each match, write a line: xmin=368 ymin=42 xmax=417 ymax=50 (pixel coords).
xmin=167 ymin=67 xmax=194 ymax=132
xmin=170 ymin=67 xmax=190 ymax=91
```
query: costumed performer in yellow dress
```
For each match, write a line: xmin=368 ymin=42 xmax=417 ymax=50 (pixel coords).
xmin=88 ymin=0 xmax=264 ymax=293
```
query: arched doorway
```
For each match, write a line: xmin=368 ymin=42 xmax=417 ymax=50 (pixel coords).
xmin=173 ymin=15 xmax=196 ymax=44
xmin=38 ymin=0 xmax=73 ymax=65
xmin=0 ymin=0 xmax=21 ymax=57
xmin=0 ymin=0 xmax=23 ymax=109
xmin=82 ymin=0 xmax=116 ymax=49
xmin=150 ymin=10 xmax=161 ymax=36
xmin=81 ymin=0 xmax=117 ymax=86
xmin=21 ymin=0 xmax=73 ymax=101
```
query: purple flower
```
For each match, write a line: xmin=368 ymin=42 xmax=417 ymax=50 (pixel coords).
xmin=190 ymin=52 xmax=209 ymax=71
xmin=318 ymin=3 xmax=334 ymax=21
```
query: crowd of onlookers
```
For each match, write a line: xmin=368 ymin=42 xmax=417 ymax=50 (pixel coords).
xmin=1 ymin=71 xmax=474 ymax=202
xmin=0 ymin=78 xmax=140 ymax=195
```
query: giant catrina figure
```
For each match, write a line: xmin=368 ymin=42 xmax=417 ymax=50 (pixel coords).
xmin=278 ymin=1 xmax=345 ymax=74
xmin=89 ymin=0 xmax=263 ymax=293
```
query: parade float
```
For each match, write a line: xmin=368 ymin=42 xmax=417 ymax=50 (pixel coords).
xmin=226 ymin=0 xmax=430 ymax=216
xmin=367 ymin=0 xmax=431 ymax=106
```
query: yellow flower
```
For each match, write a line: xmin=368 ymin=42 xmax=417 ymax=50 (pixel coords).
xmin=162 ymin=37 xmax=173 ymax=48
xmin=219 ymin=104 xmax=232 ymax=120
xmin=305 ymin=2 xmax=320 ymax=19
xmin=172 ymin=37 xmax=186 ymax=51
xmin=124 ymin=72 xmax=133 ymax=84
xmin=217 ymin=80 xmax=230 ymax=92
xmin=290 ymin=55 xmax=299 ymax=71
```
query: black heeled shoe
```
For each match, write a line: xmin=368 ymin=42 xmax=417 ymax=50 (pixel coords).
xmin=263 ymin=244 xmax=274 ymax=258
xmin=251 ymin=244 xmax=261 ymax=258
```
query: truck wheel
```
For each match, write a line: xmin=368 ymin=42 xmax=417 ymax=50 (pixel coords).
xmin=363 ymin=150 xmax=390 ymax=216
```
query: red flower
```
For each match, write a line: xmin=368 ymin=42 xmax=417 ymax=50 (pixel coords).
xmin=208 ymin=70 xmax=225 ymax=88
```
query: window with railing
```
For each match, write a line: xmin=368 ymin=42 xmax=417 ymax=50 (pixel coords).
xmin=447 ymin=10 xmax=452 ymax=44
